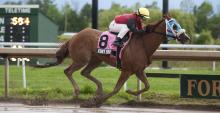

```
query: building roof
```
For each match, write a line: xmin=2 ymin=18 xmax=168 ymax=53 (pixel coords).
xmin=0 ymin=5 xmax=39 ymax=8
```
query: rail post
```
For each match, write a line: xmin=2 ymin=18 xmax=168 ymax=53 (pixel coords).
xmin=92 ymin=0 xmax=98 ymax=29
xmin=137 ymin=79 xmax=142 ymax=101
xmin=4 ymin=57 xmax=9 ymax=98
xmin=212 ymin=61 xmax=216 ymax=71
xmin=22 ymin=58 xmax=27 ymax=88
xmin=162 ymin=0 xmax=169 ymax=69
xmin=124 ymin=82 xmax=127 ymax=91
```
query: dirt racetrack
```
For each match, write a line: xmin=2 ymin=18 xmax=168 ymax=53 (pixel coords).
xmin=0 ymin=102 xmax=219 ymax=113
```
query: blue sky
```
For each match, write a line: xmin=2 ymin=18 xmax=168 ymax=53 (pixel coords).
xmin=0 ymin=0 xmax=219 ymax=13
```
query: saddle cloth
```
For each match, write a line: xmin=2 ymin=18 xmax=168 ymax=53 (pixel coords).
xmin=97 ymin=31 xmax=117 ymax=54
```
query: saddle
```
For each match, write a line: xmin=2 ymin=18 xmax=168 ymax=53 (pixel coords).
xmin=96 ymin=31 xmax=130 ymax=69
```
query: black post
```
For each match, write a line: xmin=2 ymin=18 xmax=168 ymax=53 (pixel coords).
xmin=162 ymin=0 xmax=169 ymax=69
xmin=92 ymin=0 xmax=98 ymax=29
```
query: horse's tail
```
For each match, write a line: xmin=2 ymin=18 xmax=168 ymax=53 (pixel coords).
xmin=36 ymin=41 xmax=69 ymax=68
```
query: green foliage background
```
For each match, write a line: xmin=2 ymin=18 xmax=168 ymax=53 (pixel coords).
xmin=3 ymin=0 xmax=220 ymax=44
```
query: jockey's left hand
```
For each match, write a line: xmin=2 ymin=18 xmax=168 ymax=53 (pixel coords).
xmin=144 ymin=25 xmax=154 ymax=33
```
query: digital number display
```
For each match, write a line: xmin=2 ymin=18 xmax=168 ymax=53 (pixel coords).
xmin=0 ymin=6 xmax=40 ymax=44
xmin=4 ymin=16 xmax=31 ymax=42
xmin=0 ymin=16 xmax=31 ymax=43
xmin=10 ymin=17 xmax=30 ymax=26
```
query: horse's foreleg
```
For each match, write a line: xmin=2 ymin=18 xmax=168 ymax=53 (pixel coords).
xmin=126 ymin=71 xmax=150 ymax=96
xmin=81 ymin=57 xmax=103 ymax=96
xmin=64 ymin=63 xmax=84 ymax=98
xmin=80 ymin=71 xmax=131 ymax=108
xmin=102 ymin=71 xmax=131 ymax=99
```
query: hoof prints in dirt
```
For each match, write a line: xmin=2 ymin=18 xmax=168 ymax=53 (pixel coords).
xmin=24 ymin=93 xmax=48 ymax=106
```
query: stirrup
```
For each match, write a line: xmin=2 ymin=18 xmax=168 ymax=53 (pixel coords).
xmin=113 ymin=37 xmax=122 ymax=47
xmin=116 ymin=47 xmax=121 ymax=69
xmin=113 ymin=41 xmax=122 ymax=47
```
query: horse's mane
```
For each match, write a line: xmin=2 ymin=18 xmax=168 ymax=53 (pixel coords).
xmin=145 ymin=18 xmax=165 ymax=32
xmin=144 ymin=14 xmax=171 ymax=30
xmin=130 ymin=18 xmax=165 ymax=39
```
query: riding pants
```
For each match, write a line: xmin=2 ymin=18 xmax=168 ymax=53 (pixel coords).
xmin=109 ymin=20 xmax=129 ymax=39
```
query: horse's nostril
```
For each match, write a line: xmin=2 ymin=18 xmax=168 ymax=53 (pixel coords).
xmin=177 ymin=33 xmax=191 ymax=44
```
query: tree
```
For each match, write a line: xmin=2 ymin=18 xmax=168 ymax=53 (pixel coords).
xmin=98 ymin=3 xmax=131 ymax=30
xmin=195 ymin=30 xmax=214 ymax=44
xmin=208 ymin=15 xmax=220 ymax=39
xmin=62 ymin=4 xmax=78 ymax=32
xmin=194 ymin=1 xmax=213 ymax=32
xmin=215 ymin=38 xmax=220 ymax=45
xmin=132 ymin=2 xmax=141 ymax=11
xmin=79 ymin=3 xmax=92 ymax=27
xmin=62 ymin=3 xmax=72 ymax=32
xmin=26 ymin=0 xmax=43 ymax=9
xmin=26 ymin=0 xmax=52 ymax=13
xmin=148 ymin=8 xmax=162 ymax=23
xmin=180 ymin=0 xmax=195 ymax=13
xmin=26 ymin=0 xmax=63 ymax=32
xmin=61 ymin=3 xmax=89 ymax=32
xmin=145 ymin=1 xmax=159 ymax=9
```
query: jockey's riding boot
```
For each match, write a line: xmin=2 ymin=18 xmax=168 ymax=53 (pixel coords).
xmin=113 ymin=37 xmax=122 ymax=47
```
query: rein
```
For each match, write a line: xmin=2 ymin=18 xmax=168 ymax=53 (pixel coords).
xmin=147 ymin=18 xmax=178 ymax=39
xmin=152 ymin=31 xmax=177 ymax=39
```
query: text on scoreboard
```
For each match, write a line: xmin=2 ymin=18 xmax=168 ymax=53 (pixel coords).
xmin=0 ymin=5 xmax=39 ymax=43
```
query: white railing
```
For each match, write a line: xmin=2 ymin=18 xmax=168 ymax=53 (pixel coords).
xmin=160 ymin=44 xmax=220 ymax=49
xmin=1 ymin=42 xmax=220 ymax=49
xmin=0 ymin=42 xmax=61 ymax=47
xmin=1 ymin=43 xmax=220 ymax=100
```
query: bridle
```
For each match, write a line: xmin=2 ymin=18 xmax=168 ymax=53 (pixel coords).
xmin=147 ymin=18 xmax=179 ymax=40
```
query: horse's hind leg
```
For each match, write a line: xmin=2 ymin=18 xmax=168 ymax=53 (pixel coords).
xmin=64 ymin=63 xmax=85 ymax=98
xmin=80 ymin=71 xmax=131 ymax=107
xmin=81 ymin=57 xmax=103 ymax=96
xmin=126 ymin=71 xmax=150 ymax=96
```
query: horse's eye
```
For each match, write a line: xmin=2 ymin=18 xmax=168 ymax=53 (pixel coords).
xmin=173 ymin=24 xmax=177 ymax=30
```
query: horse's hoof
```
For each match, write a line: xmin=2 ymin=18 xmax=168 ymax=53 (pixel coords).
xmin=80 ymin=101 xmax=98 ymax=108
xmin=126 ymin=90 xmax=138 ymax=96
xmin=80 ymin=102 xmax=91 ymax=108
xmin=80 ymin=97 xmax=103 ymax=108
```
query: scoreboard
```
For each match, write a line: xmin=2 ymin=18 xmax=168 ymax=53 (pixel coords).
xmin=0 ymin=5 xmax=39 ymax=43
xmin=4 ymin=16 xmax=30 ymax=42
xmin=0 ymin=5 xmax=58 ymax=65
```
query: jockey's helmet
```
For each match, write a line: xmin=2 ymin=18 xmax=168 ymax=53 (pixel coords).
xmin=136 ymin=7 xmax=150 ymax=19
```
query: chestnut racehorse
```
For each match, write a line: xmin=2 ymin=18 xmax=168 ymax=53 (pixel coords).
xmin=48 ymin=15 xmax=190 ymax=107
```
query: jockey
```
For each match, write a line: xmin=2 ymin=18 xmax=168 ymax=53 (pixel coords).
xmin=109 ymin=7 xmax=150 ymax=47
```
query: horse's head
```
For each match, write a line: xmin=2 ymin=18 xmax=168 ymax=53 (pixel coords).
xmin=163 ymin=15 xmax=190 ymax=44
xmin=147 ymin=15 xmax=190 ymax=44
